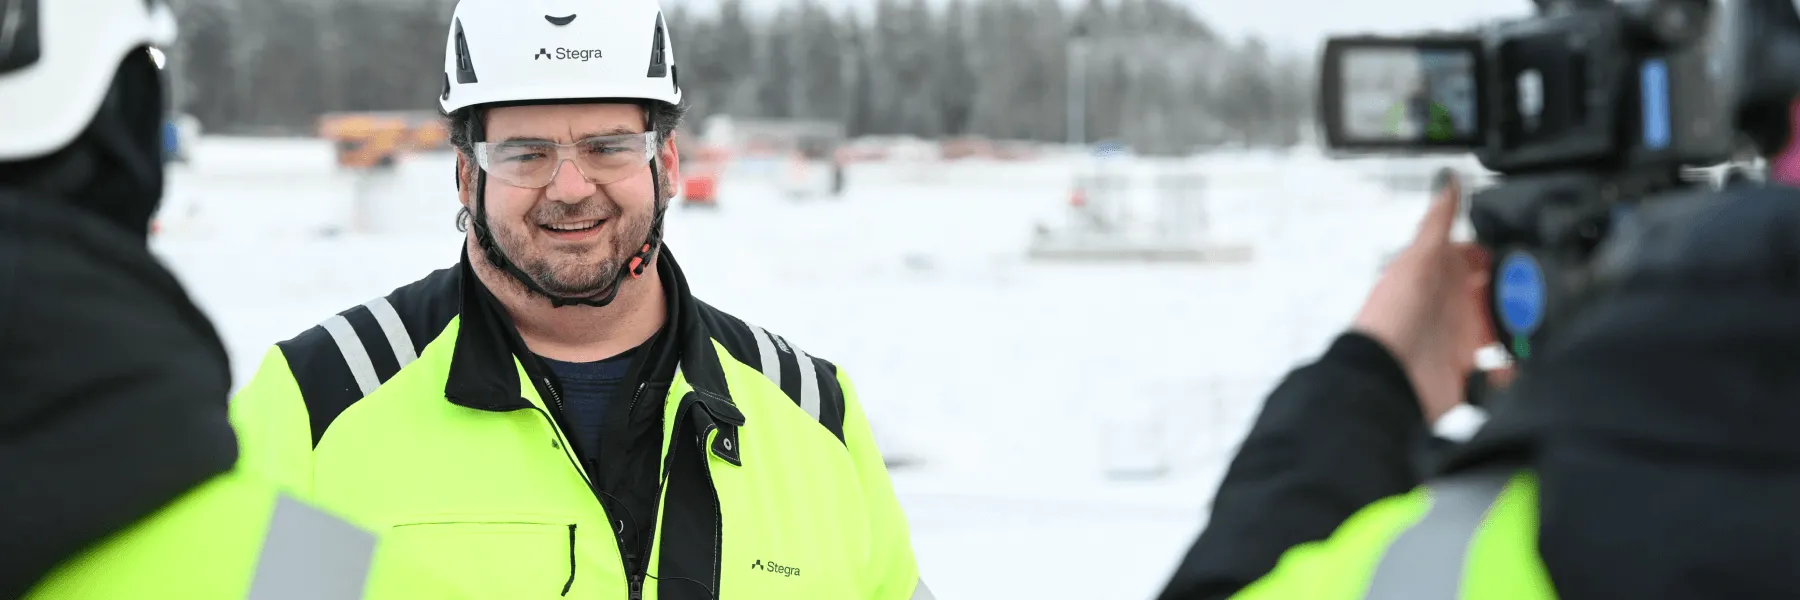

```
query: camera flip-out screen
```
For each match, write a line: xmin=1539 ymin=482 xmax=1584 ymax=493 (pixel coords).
xmin=1322 ymin=37 xmax=1485 ymax=151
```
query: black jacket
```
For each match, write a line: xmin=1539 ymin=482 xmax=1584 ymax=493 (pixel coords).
xmin=1159 ymin=184 xmax=1800 ymax=599
xmin=1157 ymin=332 xmax=1426 ymax=600
xmin=0 ymin=191 xmax=236 ymax=598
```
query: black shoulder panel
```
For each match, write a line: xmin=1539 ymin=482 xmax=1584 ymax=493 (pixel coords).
xmin=810 ymin=354 xmax=845 ymax=443
xmin=696 ymin=300 xmax=761 ymax=370
xmin=693 ymin=300 xmax=846 ymax=443
xmin=275 ymin=267 xmax=461 ymax=446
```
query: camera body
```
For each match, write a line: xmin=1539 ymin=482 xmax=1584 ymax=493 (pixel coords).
xmin=1321 ymin=0 xmax=1774 ymax=170
xmin=1318 ymin=0 xmax=1800 ymax=360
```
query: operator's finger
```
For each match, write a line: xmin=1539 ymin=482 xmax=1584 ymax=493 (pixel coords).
xmin=1412 ymin=170 xmax=1462 ymax=246
xmin=1458 ymin=243 xmax=1491 ymax=276
xmin=1432 ymin=166 xmax=1463 ymax=200
xmin=1461 ymin=243 xmax=1499 ymax=347
xmin=1486 ymin=366 xmax=1517 ymax=389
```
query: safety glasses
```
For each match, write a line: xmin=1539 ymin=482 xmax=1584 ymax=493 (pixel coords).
xmin=474 ymin=131 xmax=660 ymax=189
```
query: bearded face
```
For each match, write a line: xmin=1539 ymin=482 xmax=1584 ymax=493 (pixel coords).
xmin=463 ymin=102 xmax=675 ymax=301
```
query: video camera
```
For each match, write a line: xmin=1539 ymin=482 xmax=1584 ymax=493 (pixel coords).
xmin=1318 ymin=0 xmax=1800 ymax=360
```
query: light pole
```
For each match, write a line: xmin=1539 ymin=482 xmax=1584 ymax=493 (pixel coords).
xmin=1067 ymin=22 xmax=1089 ymax=149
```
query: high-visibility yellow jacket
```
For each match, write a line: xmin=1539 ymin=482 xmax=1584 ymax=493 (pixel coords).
xmin=26 ymin=468 xmax=475 ymax=599
xmin=229 ymin=249 xmax=929 ymax=600
xmin=1231 ymin=469 xmax=1554 ymax=600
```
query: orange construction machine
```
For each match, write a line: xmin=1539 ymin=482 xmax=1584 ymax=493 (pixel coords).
xmin=318 ymin=111 xmax=451 ymax=169
xmin=680 ymin=144 xmax=732 ymax=209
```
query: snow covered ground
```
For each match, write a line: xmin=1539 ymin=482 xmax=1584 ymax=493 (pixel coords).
xmin=151 ymin=137 xmax=1433 ymax=599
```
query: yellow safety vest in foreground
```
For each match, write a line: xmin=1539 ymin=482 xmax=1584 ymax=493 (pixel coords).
xmin=26 ymin=468 xmax=473 ymax=599
xmin=1233 ymin=470 xmax=1556 ymax=599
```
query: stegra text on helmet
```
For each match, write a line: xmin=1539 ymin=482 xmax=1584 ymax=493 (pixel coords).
xmin=534 ymin=47 xmax=605 ymax=61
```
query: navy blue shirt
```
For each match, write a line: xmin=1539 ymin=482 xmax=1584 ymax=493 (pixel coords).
xmin=541 ymin=347 xmax=639 ymax=458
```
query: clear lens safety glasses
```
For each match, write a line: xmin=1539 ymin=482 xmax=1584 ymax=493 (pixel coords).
xmin=474 ymin=131 xmax=660 ymax=189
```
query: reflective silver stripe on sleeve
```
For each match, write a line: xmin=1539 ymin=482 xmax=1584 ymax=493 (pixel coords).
xmin=748 ymin=324 xmax=783 ymax=386
xmin=319 ymin=315 xmax=379 ymax=396
xmin=793 ymin=345 xmax=822 ymax=420
xmin=1363 ymin=471 xmax=1512 ymax=600
xmin=912 ymin=578 xmax=937 ymax=600
xmin=361 ymin=297 xmax=418 ymax=369
xmin=246 ymin=495 xmax=377 ymax=600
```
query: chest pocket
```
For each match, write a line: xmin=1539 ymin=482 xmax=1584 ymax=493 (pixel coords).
xmin=383 ymin=515 xmax=578 ymax=599
xmin=706 ymin=423 xmax=867 ymax=598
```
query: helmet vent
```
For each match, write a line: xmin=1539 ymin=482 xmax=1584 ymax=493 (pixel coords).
xmin=646 ymin=13 xmax=668 ymax=78
xmin=453 ymin=18 xmax=479 ymax=84
xmin=0 ymin=0 xmax=44 ymax=75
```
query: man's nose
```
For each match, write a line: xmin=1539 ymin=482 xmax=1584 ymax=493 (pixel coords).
xmin=545 ymin=158 xmax=596 ymax=202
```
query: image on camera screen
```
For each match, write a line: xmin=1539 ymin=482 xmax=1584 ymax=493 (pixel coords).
xmin=1339 ymin=47 xmax=1478 ymax=144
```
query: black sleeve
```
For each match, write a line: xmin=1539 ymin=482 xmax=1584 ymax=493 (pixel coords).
xmin=1156 ymin=332 xmax=1428 ymax=600
xmin=0 ymin=199 xmax=238 ymax=599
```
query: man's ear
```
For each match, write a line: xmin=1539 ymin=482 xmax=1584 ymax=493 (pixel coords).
xmin=660 ymin=134 xmax=681 ymax=199
xmin=455 ymin=151 xmax=475 ymax=207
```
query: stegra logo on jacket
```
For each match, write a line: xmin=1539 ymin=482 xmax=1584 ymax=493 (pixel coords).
xmin=533 ymin=47 xmax=604 ymax=61
xmin=749 ymin=559 xmax=801 ymax=577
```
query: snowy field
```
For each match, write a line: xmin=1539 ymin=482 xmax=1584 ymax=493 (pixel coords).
xmin=151 ymin=136 xmax=1434 ymax=599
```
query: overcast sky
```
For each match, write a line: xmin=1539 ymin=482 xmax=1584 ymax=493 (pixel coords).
xmin=668 ymin=0 xmax=1533 ymax=57
xmin=1170 ymin=0 xmax=1530 ymax=52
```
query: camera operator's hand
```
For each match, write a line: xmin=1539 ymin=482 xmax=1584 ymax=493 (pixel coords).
xmin=1352 ymin=173 xmax=1493 ymax=425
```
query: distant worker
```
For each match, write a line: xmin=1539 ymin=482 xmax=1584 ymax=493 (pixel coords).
xmin=2 ymin=1 xmax=469 ymax=598
xmin=1385 ymin=81 xmax=1458 ymax=141
xmin=225 ymin=0 xmax=929 ymax=598
xmin=831 ymin=155 xmax=847 ymax=197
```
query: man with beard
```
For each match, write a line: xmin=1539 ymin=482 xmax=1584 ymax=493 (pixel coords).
xmin=226 ymin=1 xmax=927 ymax=599
xmin=4 ymin=1 xmax=471 ymax=597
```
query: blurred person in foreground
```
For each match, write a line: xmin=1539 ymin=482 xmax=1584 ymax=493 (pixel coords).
xmin=1158 ymin=101 xmax=1800 ymax=598
xmin=1 ymin=1 xmax=472 ymax=598
xmin=225 ymin=1 xmax=925 ymax=598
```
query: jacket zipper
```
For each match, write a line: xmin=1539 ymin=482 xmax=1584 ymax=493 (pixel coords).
xmin=543 ymin=375 xmax=569 ymax=428
xmin=540 ymin=376 xmax=658 ymax=600
xmin=624 ymin=381 xmax=651 ymax=600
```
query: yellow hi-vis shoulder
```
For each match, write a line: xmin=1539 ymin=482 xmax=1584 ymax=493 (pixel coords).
xmin=1231 ymin=470 xmax=1556 ymax=600
xmin=25 ymin=468 xmax=474 ymax=599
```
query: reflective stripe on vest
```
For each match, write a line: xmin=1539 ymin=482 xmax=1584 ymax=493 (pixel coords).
xmin=1363 ymin=471 xmax=1511 ymax=600
xmin=745 ymin=322 xmax=823 ymax=419
xmin=318 ymin=297 xmax=419 ymax=397
xmin=246 ymin=495 xmax=378 ymax=599
xmin=913 ymin=578 xmax=937 ymax=600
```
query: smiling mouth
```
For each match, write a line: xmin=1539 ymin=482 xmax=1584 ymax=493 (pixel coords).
xmin=541 ymin=219 xmax=604 ymax=233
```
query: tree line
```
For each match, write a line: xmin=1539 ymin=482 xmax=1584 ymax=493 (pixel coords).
xmin=166 ymin=0 xmax=1314 ymax=154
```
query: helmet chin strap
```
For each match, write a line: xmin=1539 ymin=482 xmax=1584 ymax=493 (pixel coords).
xmin=468 ymin=108 xmax=668 ymax=309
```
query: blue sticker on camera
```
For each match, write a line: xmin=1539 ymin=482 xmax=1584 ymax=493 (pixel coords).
xmin=1641 ymin=59 xmax=1671 ymax=150
xmin=1497 ymin=251 xmax=1547 ymax=337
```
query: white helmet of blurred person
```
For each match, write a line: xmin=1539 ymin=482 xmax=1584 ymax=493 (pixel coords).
xmin=440 ymin=0 xmax=686 ymax=309
xmin=0 ymin=0 xmax=178 ymax=239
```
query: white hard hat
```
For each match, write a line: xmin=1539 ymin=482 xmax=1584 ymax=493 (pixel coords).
xmin=0 ymin=0 xmax=177 ymax=161
xmin=439 ymin=0 xmax=682 ymax=114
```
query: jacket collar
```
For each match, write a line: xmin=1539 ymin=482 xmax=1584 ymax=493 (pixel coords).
xmin=442 ymin=245 xmax=735 ymax=412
